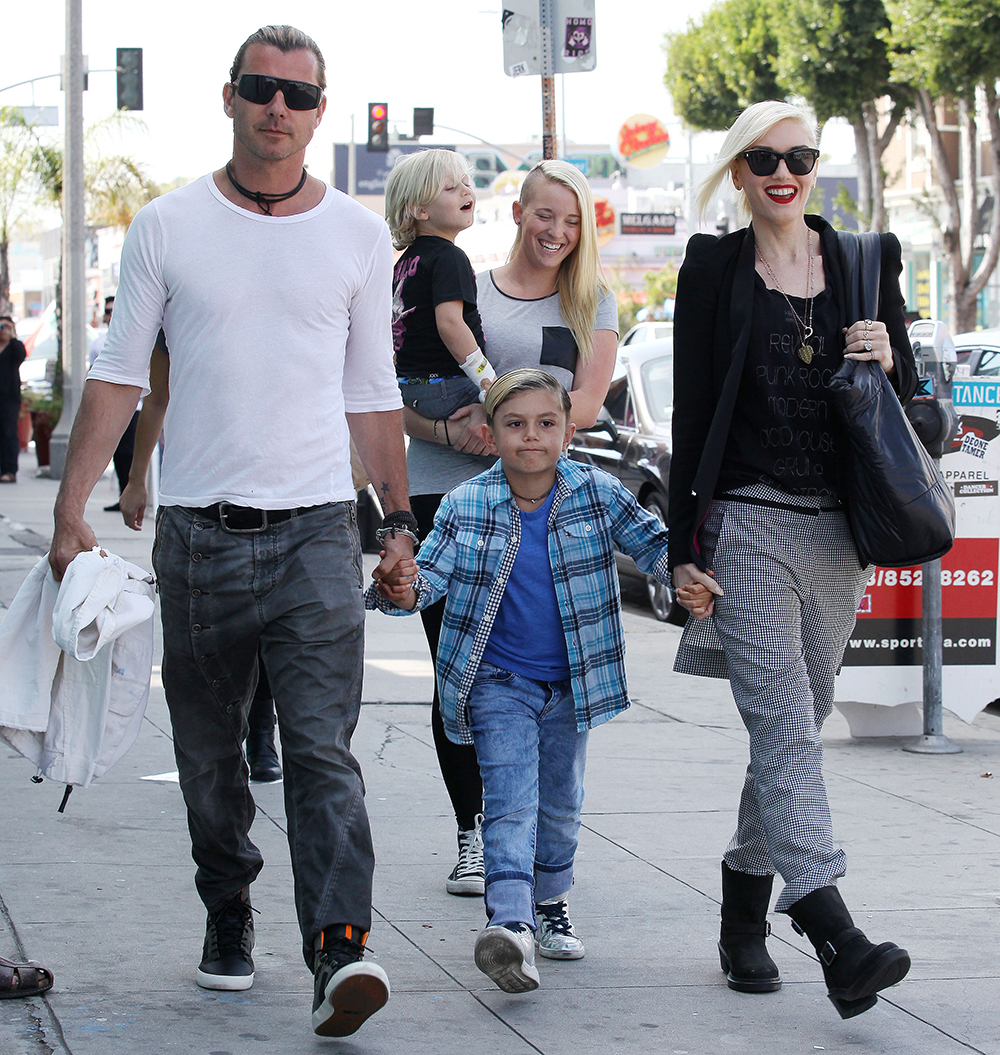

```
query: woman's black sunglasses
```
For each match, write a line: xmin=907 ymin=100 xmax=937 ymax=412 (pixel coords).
xmin=235 ymin=74 xmax=323 ymax=111
xmin=741 ymin=147 xmax=820 ymax=177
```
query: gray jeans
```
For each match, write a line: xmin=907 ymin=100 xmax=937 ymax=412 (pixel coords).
xmin=153 ymin=501 xmax=373 ymax=969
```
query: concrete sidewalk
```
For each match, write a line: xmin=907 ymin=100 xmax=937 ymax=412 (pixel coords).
xmin=1 ymin=446 xmax=999 ymax=1055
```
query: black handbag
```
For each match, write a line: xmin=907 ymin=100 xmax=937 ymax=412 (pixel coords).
xmin=828 ymin=232 xmax=956 ymax=568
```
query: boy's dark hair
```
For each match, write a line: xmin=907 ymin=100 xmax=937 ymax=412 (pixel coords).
xmin=230 ymin=26 xmax=326 ymax=90
xmin=484 ymin=369 xmax=572 ymax=425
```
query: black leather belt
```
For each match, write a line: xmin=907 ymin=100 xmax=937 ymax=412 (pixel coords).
xmin=718 ymin=493 xmax=841 ymax=516
xmin=189 ymin=502 xmax=332 ymax=533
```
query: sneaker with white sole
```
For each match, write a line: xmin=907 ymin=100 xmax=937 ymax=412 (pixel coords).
xmin=196 ymin=886 xmax=255 ymax=990
xmin=311 ymin=930 xmax=389 ymax=1037
xmin=446 ymin=814 xmax=485 ymax=896
xmin=474 ymin=924 xmax=540 ymax=993
xmin=536 ymin=899 xmax=585 ymax=960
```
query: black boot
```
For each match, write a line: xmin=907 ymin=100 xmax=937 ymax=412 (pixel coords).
xmin=718 ymin=861 xmax=782 ymax=993
xmin=246 ymin=690 xmax=282 ymax=783
xmin=788 ymin=886 xmax=910 ymax=1019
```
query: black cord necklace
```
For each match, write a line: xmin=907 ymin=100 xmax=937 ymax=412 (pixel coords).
xmin=225 ymin=162 xmax=308 ymax=215
xmin=511 ymin=485 xmax=553 ymax=504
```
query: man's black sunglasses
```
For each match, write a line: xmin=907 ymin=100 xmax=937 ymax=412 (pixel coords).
xmin=741 ymin=147 xmax=820 ymax=177
xmin=234 ymin=74 xmax=323 ymax=111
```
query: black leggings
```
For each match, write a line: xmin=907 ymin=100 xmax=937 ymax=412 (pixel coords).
xmin=411 ymin=492 xmax=483 ymax=831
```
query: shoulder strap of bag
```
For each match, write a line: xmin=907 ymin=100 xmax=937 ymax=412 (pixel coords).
xmin=837 ymin=229 xmax=882 ymax=323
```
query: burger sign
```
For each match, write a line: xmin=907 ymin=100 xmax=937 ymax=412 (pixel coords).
xmin=616 ymin=114 xmax=671 ymax=170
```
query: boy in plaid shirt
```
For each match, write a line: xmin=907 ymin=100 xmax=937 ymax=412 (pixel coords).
xmin=369 ymin=369 xmax=701 ymax=992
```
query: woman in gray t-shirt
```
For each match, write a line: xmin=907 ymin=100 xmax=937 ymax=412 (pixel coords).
xmin=401 ymin=160 xmax=618 ymax=899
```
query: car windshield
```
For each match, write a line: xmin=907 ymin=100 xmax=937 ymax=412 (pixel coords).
xmin=640 ymin=356 xmax=672 ymax=423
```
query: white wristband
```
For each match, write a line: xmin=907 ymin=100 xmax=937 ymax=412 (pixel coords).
xmin=460 ymin=348 xmax=498 ymax=402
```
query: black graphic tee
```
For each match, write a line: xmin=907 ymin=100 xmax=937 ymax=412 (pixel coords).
xmin=392 ymin=235 xmax=485 ymax=377
xmin=717 ymin=277 xmax=841 ymax=499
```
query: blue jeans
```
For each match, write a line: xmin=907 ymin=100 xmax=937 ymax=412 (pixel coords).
xmin=398 ymin=375 xmax=481 ymax=420
xmin=153 ymin=502 xmax=373 ymax=970
xmin=466 ymin=662 xmax=589 ymax=931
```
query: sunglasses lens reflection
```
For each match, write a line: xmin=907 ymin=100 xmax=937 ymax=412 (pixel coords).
xmin=744 ymin=149 xmax=818 ymax=177
xmin=236 ymin=75 xmax=321 ymax=111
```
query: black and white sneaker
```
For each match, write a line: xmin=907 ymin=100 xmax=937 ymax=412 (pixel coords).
xmin=196 ymin=886 xmax=255 ymax=990
xmin=446 ymin=814 xmax=484 ymax=896
xmin=312 ymin=929 xmax=390 ymax=1037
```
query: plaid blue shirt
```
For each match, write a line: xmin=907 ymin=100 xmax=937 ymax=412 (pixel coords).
xmin=366 ymin=456 xmax=671 ymax=744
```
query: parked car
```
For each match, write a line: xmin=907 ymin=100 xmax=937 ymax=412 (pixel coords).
xmin=568 ymin=338 xmax=675 ymax=620
xmin=953 ymin=327 xmax=1000 ymax=377
xmin=618 ymin=321 xmax=672 ymax=349
xmin=18 ymin=302 xmax=99 ymax=397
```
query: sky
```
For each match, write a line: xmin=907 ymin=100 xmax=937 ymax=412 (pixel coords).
xmin=3 ymin=0 xmax=853 ymax=187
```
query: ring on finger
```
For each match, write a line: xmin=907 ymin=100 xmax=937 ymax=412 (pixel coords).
xmin=864 ymin=339 xmax=873 ymax=352
xmin=865 ymin=319 xmax=873 ymax=329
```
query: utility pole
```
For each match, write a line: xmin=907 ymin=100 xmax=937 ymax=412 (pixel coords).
xmin=50 ymin=0 xmax=86 ymax=479
xmin=540 ymin=0 xmax=557 ymax=159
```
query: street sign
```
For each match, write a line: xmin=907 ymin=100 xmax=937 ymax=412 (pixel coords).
xmin=502 ymin=0 xmax=597 ymax=77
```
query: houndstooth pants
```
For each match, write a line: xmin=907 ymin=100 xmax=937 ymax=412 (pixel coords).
xmin=700 ymin=485 xmax=871 ymax=912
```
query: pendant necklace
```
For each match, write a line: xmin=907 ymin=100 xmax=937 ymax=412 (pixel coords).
xmin=755 ymin=230 xmax=815 ymax=364
xmin=511 ymin=486 xmax=552 ymax=504
xmin=226 ymin=162 xmax=308 ymax=215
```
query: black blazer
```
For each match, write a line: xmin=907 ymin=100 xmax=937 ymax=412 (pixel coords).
xmin=667 ymin=215 xmax=917 ymax=570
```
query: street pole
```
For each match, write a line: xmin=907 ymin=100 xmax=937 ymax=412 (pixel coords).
xmin=904 ymin=518 xmax=961 ymax=755
xmin=49 ymin=0 xmax=86 ymax=479
xmin=348 ymin=115 xmax=357 ymax=199
xmin=540 ymin=0 xmax=557 ymax=159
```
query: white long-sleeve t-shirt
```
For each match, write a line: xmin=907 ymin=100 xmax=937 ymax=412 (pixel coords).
xmin=89 ymin=174 xmax=401 ymax=507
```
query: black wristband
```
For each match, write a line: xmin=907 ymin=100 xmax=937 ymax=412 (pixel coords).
xmin=443 ymin=419 xmax=451 ymax=446
xmin=380 ymin=509 xmax=419 ymax=536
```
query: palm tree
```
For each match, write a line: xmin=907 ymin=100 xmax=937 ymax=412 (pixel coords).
xmin=0 ymin=107 xmax=47 ymax=314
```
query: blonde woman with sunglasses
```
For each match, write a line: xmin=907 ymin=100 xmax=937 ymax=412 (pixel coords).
xmin=668 ymin=101 xmax=917 ymax=1019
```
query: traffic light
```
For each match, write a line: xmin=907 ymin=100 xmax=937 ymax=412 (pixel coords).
xmin=367 ymin=103 xmax=388 ymax=152
xmin=413 ymin=107 xmax=434 ymax=138
xmin=116 ymin=47 xmax=143 ymax=111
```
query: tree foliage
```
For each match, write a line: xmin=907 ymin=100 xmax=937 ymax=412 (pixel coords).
xmin=885 ymin=0 xmax=1000 ymax=331
xmin=0 ymin=108 xmax=47 ymax=313
xmin=664 ymin=0 xmax=782 ymax=132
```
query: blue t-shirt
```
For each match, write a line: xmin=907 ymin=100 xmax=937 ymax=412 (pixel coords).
xmin=481 ymin=487 xmax=571 ymax=681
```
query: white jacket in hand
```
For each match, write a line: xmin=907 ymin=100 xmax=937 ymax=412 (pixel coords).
xmin=0 ymin=548 xmax=155 ymax=787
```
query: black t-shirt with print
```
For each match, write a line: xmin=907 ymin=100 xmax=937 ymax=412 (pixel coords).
xmin=392 ymin=235 xmax=485 ymax=377
xmin=717 ymin=276 xmax=841 ymax=499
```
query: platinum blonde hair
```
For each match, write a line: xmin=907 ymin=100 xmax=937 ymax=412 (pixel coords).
xmin=384 ymin=149 xmax=473 ymax=250
xmin=484 ymin=368 xmax=572 ymax=424
xmin=509 ymin=160 xmax=609 ymax=363
xmin=695 ymin=100 xmax=818 ymax=227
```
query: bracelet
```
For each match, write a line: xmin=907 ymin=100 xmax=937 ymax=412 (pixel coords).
xmin=433 ymin=418 xmax=442 ymax=442
xmin=379 ymin=510 xmax=417 ymax=535
xmin=443 ymin=419 xmax=451 ymax=446
xmin=375 ymin=525 xmax=420 ymax=546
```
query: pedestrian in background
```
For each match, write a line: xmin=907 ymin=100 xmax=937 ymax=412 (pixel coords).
xmin=0 ymin=315 xmax=26 ymax=483
xmin=48 ymin=24 xmax=412 ymax=1038
xmin=669 ymin=99 xmax=914 ymax=1019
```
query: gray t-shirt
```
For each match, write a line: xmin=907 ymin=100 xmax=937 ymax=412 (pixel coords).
xmin=406 ymin=271 xmax=618 ymax=496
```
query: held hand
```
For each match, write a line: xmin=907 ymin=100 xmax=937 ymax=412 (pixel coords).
xmin=372 ymin=550 xmax=418 ymax=609
xmin=372 ymin=533 xmax=415 ymax=584
xmin=119 ymin=481 xmax=148 ymax=530
xmin=672 ymin=563 xmax=723 ymax=621
xmin=49 ymin=516 xmax=98 ymax=582
xmin=448 ymin=404 xmax=489 ymax=456
xmin=843 ymin=320 xmax=895 ymax=377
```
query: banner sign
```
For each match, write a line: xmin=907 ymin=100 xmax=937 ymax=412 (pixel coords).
xmin=620 ymin=212 xmax=676 ymax=235
xmin=837 ymin=377 xmax=1000 ymax=722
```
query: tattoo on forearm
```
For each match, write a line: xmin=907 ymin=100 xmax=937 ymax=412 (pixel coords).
xmin=380 ymin=481 xmax=390 ymax=500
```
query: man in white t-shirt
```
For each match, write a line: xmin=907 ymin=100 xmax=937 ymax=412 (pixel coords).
xmin=49 ymin=25 xmax=412 ymax=1039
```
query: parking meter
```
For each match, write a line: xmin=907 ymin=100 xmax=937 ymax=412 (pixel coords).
xmin=904 ymin=319 xmax=960 ymax=457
